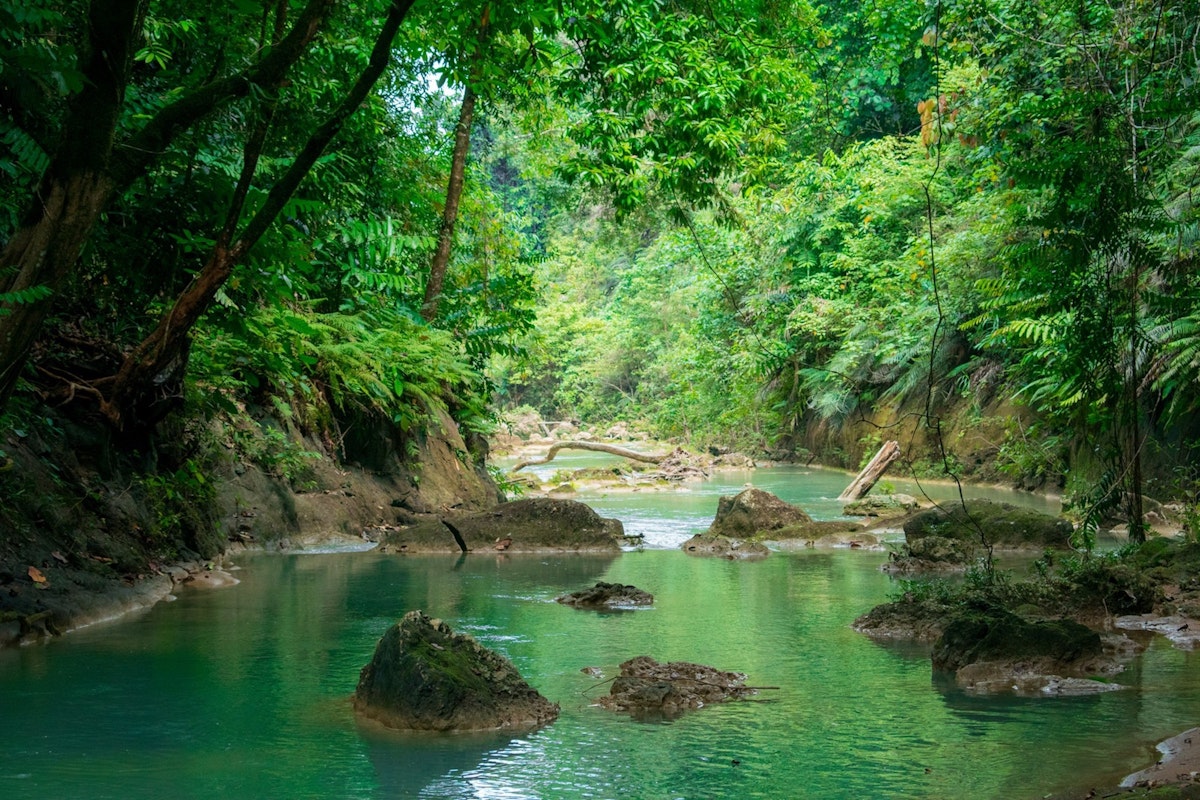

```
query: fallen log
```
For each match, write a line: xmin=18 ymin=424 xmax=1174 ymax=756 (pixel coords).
xmin=512 ymin=441 xmax=665 ymax=472
xmin=838 ymin=441 xmax=901 ymax=501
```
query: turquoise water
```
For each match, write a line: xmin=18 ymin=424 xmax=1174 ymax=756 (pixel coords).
xmin=506 ymin=455 xmax=1061 ymax=549
xmin=1 ymin=469 xmax=1194 ymax=800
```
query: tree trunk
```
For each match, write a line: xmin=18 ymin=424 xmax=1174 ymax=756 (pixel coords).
xmin=839 ymin=441 xmax=901 ymax=501
xmin=0 ymin=0 xmax=145 ymax=406
xmin=421 ymin=85 xmax=477 ymax=321
xmin=0 ymin=172 xmax=115 ymax=404
xmin=512 ymin=441 xmax=667 ymax=472
xmin=100 ymin=0 xmax=416 ymax=430
xmin=0 ymin=0 xmax=337 ymax=412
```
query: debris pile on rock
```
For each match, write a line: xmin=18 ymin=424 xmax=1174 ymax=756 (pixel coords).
xmin=595 ymin=656 xmax=756 ymax=718
xmin=556 ymin=582 xmax=654 ymax=609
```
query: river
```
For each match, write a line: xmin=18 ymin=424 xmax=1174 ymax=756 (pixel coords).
xmin=1 ymin=463 xmax=1196 ymax=799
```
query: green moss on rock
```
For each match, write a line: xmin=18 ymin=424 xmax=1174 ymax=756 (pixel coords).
xmin=904 ymin=500 xmax=1072 ymax=549
xmin=931 ymin=607 xmax=1101 ymax=673
xmin=353 ymin=611 xmax=559 ymax=731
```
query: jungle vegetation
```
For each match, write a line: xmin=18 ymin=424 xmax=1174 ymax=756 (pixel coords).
xmin=1 ymin=0 xmax=1199 ymax=544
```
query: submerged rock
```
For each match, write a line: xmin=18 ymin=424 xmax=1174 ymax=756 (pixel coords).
xmin=556 ymin=582 xmax=653 ymax=609
xmin=353 ymin=611 xmax=559 ymax=731
xmin=843 ymin=494 xmax=921 ymax=518
xmin=707 ymin=487 xmax=813 ymax=538
xmin=903 ymin=500 xmax=1072 ymax=549
xmin=882 ymin=535 xmax=973 ymax=573
xmin=1115 ymin=614 xmax=1200 ymax=650
xmin=378 ymin=498 xmax=623 ymax=553
xmin=596 ymin=656 xmax=756 ymax=718
xmin=680 ymin=533 xmax=769 ymax=560
xmin=852 ymin=597 xmax=954 ymax=642
xmin=769 ymin=520 xmax=869 ymax=543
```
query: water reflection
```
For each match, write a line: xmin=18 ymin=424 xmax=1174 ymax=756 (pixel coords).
xmin=493 ymin=454 xmax=1061 ymax=550
xmin=2 ymin=523 xmax=1197 ymax=799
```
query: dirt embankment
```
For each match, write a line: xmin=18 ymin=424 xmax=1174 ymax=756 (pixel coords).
xmin=0 ymin=405 xmax=498 ymax=646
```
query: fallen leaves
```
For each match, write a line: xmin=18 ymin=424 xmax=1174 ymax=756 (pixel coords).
xmin=27 ymin=565 xmax=49 ymax=589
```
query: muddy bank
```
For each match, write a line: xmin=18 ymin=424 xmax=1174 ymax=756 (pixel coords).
xmin=0 ymin=404 xmax=498 ymax=647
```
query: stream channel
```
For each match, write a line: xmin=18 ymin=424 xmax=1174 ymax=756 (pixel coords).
xmin=2 ymin=458 xmax=1200 ymax=799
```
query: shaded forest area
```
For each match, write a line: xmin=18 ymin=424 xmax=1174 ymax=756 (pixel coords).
xmin=2 ymin=0 xmax=1199 ymax=566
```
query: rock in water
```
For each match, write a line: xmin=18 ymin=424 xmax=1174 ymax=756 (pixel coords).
xmin=903 ymin=500 xmax=1072 ymax=549
xmin=378 ymin=498 xmax=624 ymax=553
xmin=556 ymin=582 xmax=653 ymax=609
xmin=353 ymin=611 xmax=559 ymax=731
xmin=597 ymin=656 xmax=756 ymax=718
xmin=707 ymin=487 xmax=812 ymax=538
xmin=930 ymin=607 xmax=1124 ymax=695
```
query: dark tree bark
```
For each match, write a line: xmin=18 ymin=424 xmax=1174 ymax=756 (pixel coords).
xmin=99 ymin=0 xmax=416 ymax=430
xmin=0 ymin=0 xmax=337 ymax=409
xmin=421 ymin=9 xmax=491 ymax=322
xmin=0 ymin=0 xmax=145 ymax=406
xmin=421 ymin=83 xmax=477 ymax=321
xmin=838 ymin=441 xmax=901 ymax=501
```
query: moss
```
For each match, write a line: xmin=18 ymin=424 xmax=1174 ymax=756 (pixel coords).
xmin=904 ymin=500 xmax=1072 ymax=548
xmin=931 ymin=606 xmax=1101 ymax=673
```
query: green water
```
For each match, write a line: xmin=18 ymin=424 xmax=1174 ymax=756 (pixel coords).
xmin=508 ymin=456 xmax=1061 ymax=549
xmin=2 ymin=471 xmax=1197 ymax=800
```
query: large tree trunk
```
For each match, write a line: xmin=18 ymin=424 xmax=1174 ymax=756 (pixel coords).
xmin=838 ymin=441 xmax=901 ymax=501
xmin=420 ymin=83 xmax=476 ymax=321
xmin=0 ymin=0 xmax=338 ymax=411
xmin=421 ymin=9 xmax=491 ymax=321
xmin=0 ymin=0 xmax=144 ymax=406
xmin=100 ymin=0 xmax=416 ymax=430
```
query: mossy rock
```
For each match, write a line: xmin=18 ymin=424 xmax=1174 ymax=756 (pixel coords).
xmin=680 ymin=533 xmax=769 ymax=560
xmin=852 ymin=597 xmax=954 ymax=642
xmin=843 ymin=494 xmax=921 ymax=518
xmin=883 ymin=535 xmax=974 ymax=573
xmin=707 ymin=487 xmax=812 ymax=538
xmin=353 ymin=611 xmax=559 ymax=731
xmin=380 ymin=498 xmax=623 ymax=553
xmin=931 ymin=607 xmax=1101 ymax=673
xmin=903 ymin=500 xmax=1072 ymax=549
xmin=1060 ymin=558 xmax=1158 ymax=616
xmin=770 ymin=520 xmax=865 ymax=541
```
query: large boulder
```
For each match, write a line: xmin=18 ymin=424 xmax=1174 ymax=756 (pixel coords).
xmin=932 ymin=607 xmax=1102 ymax=672
xmin=353 ymin=611 xmax=559 ymax=731
xmin=707 ymin=488 xmax=812 ymax=538
xmin=596 ymin=656 xmax=756 ymax=718
xmin=930 ymin=606 xmax=1123 ymax=695
xmin=556 ymin=582 xmax=653 ymax=610
xmin=903 ymin=500 xmax=1072 ymax=549
xmin=378 ymin=498 xmax=623 ymax=553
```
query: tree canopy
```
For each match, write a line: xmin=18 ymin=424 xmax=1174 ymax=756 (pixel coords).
xmin=2 ymin=0 xmax=1199 ymax=540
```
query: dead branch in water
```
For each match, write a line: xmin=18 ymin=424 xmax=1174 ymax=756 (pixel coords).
xmin=512 ymin=441 xmax=666 ymax=472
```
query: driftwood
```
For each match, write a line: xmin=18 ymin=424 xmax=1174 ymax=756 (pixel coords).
xmin=839 ymin=441 xmax=901 ymax=501
xmin=442 ymin=520 xmax=469 ymax=553
xmin=512 ymin=441 xmax=665 ymax=472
